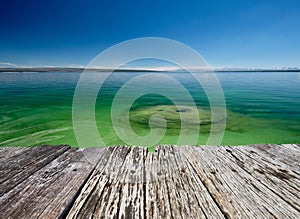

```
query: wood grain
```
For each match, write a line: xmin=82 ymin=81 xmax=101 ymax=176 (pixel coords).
xmin=0 ymin=144 xmax=298 ymax=218
xmin=0 ymin=146 xmax=104 ymax=218
xmin=0 ymin=145 xmax=69 ymax=196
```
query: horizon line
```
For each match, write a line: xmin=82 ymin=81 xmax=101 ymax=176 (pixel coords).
xmin=1 ymin=62 xmax=300 ymax=71
xmin=1 ymin=66 xmax=300 ymax=73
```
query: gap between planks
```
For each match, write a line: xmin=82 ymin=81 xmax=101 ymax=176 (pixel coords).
xmin=0 ymin=144 xmax=299 ymax=219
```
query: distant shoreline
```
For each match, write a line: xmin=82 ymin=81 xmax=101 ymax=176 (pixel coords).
xmin=0 ymin=67 xmax=158 ymax=73
xmin=0 ymin=67 xmax=300 ymax=73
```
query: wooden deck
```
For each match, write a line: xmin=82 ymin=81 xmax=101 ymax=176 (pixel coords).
xmin=0 ymin=144 xmax=299 ymax=218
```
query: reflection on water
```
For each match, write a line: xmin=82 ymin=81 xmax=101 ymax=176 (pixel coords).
xmin=0 ymin=71 xmax=299 ymax=147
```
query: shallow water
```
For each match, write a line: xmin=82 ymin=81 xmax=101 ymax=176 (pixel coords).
xmin=0 ymin=71 xmax=299 ymax=148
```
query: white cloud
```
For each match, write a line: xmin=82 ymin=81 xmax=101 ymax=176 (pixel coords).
xmin=84 ymin=65 xmax=216 ymax=72
xmin=69 ymin=64 xmax=85 ymax=68
xmin=124 ymin=66 xmax=182 ymax=71
xmin=0 ymin=62 xmax=33 ymax=68
xmin=0 ymin=62 xmax=19 ymax=67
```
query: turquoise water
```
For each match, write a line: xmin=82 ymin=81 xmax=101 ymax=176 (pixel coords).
xmin=0 ymin=71 xmax=299 ymax=148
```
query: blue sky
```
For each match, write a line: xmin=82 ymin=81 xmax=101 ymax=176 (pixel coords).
xmin=0 ymin=0 xmax=299 ymax=68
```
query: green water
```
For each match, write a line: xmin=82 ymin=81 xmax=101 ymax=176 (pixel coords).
xmin=0 ymin=71 xmax=299 ymax=148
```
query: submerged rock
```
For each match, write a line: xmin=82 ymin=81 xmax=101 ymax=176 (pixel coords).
xmin=129 ymin=104 xmax=260 ymax=135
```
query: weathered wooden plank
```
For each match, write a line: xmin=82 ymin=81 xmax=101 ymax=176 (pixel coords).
xmin=223 ymin=145 xmax=300 ymax=211
xmin=144 ymin=147 xmax=173 ymax=218
xmin=63 ymin=147 xmax=114 ymax=218
xmin=0 ymin=147 xmax=105 ymax=219
xmin=151 ymin=146 xmax=225 ymax=218
xmin=103 ymin=146 xmax=145 ymax=218
xmin=247 ymin=144 xmax=300 ymax=171
xmin=67 ymin=146 xmax=226 ymax=219
xmin=0 ymin=147 xmax=27 ymax=163
xmin=0 ymin=144 xmax=298 ymax=218
xmin=182 ymin=146 xmax=300 ymax=218
xmin=0 ymin=145 xmax=70 ymax=196
xmin=66 ymin=146 xmax=142 ymax=218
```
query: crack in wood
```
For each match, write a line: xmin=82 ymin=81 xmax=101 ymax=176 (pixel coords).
xmin=0 ymin=144 xmax=299 ymax=218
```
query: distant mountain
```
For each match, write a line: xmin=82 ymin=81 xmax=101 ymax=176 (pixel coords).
xmin=214 ymin=67 xmax=300 ymax=72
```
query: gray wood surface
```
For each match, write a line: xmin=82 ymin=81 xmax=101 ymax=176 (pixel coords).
xmin=0 ymin=144 xmax=299 ymax=218
xmin=0 ymin=146 xmax=104 ymax=218
xmin=0 ymin=145 xmax=69 ymax=196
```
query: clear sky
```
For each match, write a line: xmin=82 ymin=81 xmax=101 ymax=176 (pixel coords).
xmin=0 ymin=0 xmax=299 ymax=69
